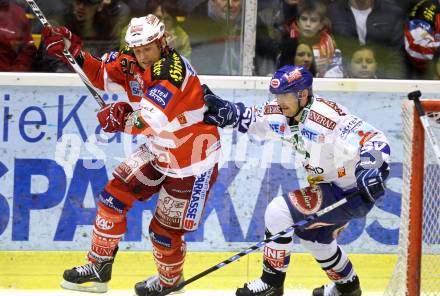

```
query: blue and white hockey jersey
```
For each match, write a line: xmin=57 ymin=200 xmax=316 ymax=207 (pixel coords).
xmin=234 ymin=95 xmax=390 ymax=191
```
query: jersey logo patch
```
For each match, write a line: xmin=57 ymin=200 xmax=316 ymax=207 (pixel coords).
xmin=308 ymin=110 xmax=336 ymax=130
xmin=183 ymin=169 xmax=213 ymax=231
xmin=316 ymin=98 xmax=346 ymax=116
xmin=151 ymin=52 xmax=186 ymax=89
xmin=264 ymin=247 xmax=290 ymax=269
xmin=149 ymin=231 xmax=172 ymax=248
xmin=146 ymin=85 xmax=172 ymax=109
xmin=156 ymin=193 xmax=188 ymax=230
xmin=300 ymin=127 xmax=320 ymax=142
xmin=339 ymin=117 xmax=363 ymax=139
xmin=104 ymin=51 xmax=118 ymax=64
xmin=129 ymin=80 xmax=144 ymax=97
xmin=177 ymin=114 xmax=187 ymax=125
xmin=269 ymin=122 xmax=286 ymax=135
xmin=288 ymin=186 xmax=323 ymax=215
xmin=264 ymin=105 xmax=282 ymax=115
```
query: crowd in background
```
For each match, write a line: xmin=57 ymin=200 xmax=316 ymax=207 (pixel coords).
xmin=0 ymin=0 xmax=439 ymax=79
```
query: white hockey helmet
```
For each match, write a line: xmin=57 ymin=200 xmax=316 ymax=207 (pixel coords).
xmin=125 ymin=14 xmax=165 ymax=48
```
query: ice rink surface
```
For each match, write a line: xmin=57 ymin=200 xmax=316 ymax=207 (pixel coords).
xmin=0 ymin=290 xmax=385 ymax=296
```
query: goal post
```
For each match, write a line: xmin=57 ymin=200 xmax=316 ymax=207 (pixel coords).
xmin=385 ymin=99 xmax=440 ymax=296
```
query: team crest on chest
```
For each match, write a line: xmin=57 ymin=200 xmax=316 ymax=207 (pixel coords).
xmin=288 ymin=186 xmax=323 ymax=215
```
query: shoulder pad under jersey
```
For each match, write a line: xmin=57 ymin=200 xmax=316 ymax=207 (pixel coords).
xmin=151 ymin=51 xmax=186 ymax=89
xmin=120 ymin=47 xmax=135 ymax=57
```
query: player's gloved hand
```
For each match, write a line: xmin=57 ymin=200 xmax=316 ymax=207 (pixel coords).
xmin=355 ymin=165 xmax=386 ymax=203
xmin=42 ymin=26 xmax=83 ymax=63
xmin=97 ymin=102 xmax=133 ymax=133
xmin=202 ymin=84 xmax=239 ymax=127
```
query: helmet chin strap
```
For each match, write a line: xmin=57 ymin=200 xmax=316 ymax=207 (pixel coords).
xmin=287 ymin=95 xmax=312 ymax=124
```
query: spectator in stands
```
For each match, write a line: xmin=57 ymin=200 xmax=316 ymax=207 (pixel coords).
xmin=404 ymin=0 xmax=440 ymax=78
xmin=274 ymin=0 xmax=300 ymax=34
xmin=0 ymin=0 xmax=36 ymax=71
xmin=51 ymin=0 xmax=130 ymax=56
xmin=182 ymin=0 xmax=243 ymax=75
xmin=328 ymin=0 xmax=405 ymax=78
xmin=122 ymin=0 xmax=147 ymax=17
xmin=345 ymin=45 xmax=379 ymax=78
xmin=278 ymin=38 xmax=317 ymax=76
xmin=120 ymin=0 xmax=191 ymax=60
xmin=254 ymin=1 xmax=284 ymax=76
xmin=177 ymin=0 xmax=206 ymax=14
xmin=328 ymin=0 xmax=404 ymax=48
xmin=287 ymin=0 xmax=339 ymax=77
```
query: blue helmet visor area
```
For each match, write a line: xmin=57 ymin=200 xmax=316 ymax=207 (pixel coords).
xmin=269 ymin=88 xmax=311 ymax=100
xmin=269 ymin=65 xmax=313 ymax=97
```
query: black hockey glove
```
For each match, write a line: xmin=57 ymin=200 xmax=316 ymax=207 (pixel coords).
xmin=202 ymin=84 xmax=239 ymax=128
xmin=355 ymin=165 xmax=386 ymax=203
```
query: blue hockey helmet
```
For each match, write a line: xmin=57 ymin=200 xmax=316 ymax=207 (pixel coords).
xmin=269 ymin=65 xmax=313 ymax=98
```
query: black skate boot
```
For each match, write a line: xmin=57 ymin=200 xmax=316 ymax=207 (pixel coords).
xmin=312 ymin=276 xmax=362 ymax=296
xmin=134 ymin=274 xmax=184 ymax=296
xmin=60 ymin=257 xmax=114 ymax=293
xmin=236 ymin=278 xmax=284 ymax=296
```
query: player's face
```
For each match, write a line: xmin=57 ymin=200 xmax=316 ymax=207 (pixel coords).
xmin=276 ymin=93 xmax=300 ymax=117
xmin=297 ymin=11 xmax=323 ymax=38
xmin=133 ymin=43 xmax=162 ymax=70
xmin=212 ymin=0 xmax=242 ymax=21
xmin=350 ymin=48 xmax=377 ymax=78
xmin=73 ymin=0 xmax=100 ymax=22
xmin=294 ymin=43 xmax=313 ymax=70
xmin=276 ymin=90 xmax=309 ymax=117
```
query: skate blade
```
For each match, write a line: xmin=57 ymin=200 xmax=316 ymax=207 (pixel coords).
xmin=60 ymin=280 xmax=108 ymax=293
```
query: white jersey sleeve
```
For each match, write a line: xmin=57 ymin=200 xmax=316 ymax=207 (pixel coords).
xmin=235 ymin=99 xmax=289 ymax=141
xmin=300 ymin=96 xmax=390 ymax=189
xmin=232 ymin=96 xmax=391 ymax=190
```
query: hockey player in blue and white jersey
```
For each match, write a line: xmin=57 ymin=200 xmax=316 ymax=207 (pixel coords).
xmin=202 ymin=65 xmax=391 ymax=296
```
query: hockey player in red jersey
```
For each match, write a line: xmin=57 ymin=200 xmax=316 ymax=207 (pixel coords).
xmin=42 ymin=14 xmax=220 ymax=296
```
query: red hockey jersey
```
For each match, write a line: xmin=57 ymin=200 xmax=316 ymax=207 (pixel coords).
xmin=82 ymin=48 xmax=221 ymax=177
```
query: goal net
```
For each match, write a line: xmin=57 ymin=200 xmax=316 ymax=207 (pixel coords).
xmin=384 ymin=99 xmax=440 ymax=296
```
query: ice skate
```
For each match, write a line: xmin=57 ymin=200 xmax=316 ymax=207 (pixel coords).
xmin=236 ymin=278 xmax=284 ymax=296
xmin=312 ymin=282 xmax=361 ymax=296
xmin=60 ymin=257 xmax=114 ymax=293
xmin=134 ymin=274 xmax=184 ymax=296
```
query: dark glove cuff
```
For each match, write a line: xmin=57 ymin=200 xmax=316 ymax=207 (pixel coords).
xmin=76 ymin=51 xmax=85 ymax=68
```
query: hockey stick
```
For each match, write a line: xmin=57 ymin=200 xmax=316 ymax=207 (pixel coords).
xmin=157 ymin=190 xmax=361 ymax=296
xmin=25 ymin=0 xmax=106 ymax=108
xmin=408 ymin=90 xmax=440 ymax=167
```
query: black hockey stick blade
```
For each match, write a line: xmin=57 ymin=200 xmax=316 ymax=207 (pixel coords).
xmin=156 ymin=190 xmax=360 ymax=296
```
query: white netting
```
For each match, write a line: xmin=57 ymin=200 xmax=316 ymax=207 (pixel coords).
xmin=384 ymin=102 xmax=440 ymax=296
xmin=421 ymin=110 xmax=440 ymax=295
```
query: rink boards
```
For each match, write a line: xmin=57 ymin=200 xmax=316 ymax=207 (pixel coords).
xmin=0 ymin=75 xmax=439 ymax=254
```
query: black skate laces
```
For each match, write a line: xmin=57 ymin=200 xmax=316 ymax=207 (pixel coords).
xmin=246 ymin=279 xmax=270 ymax=292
